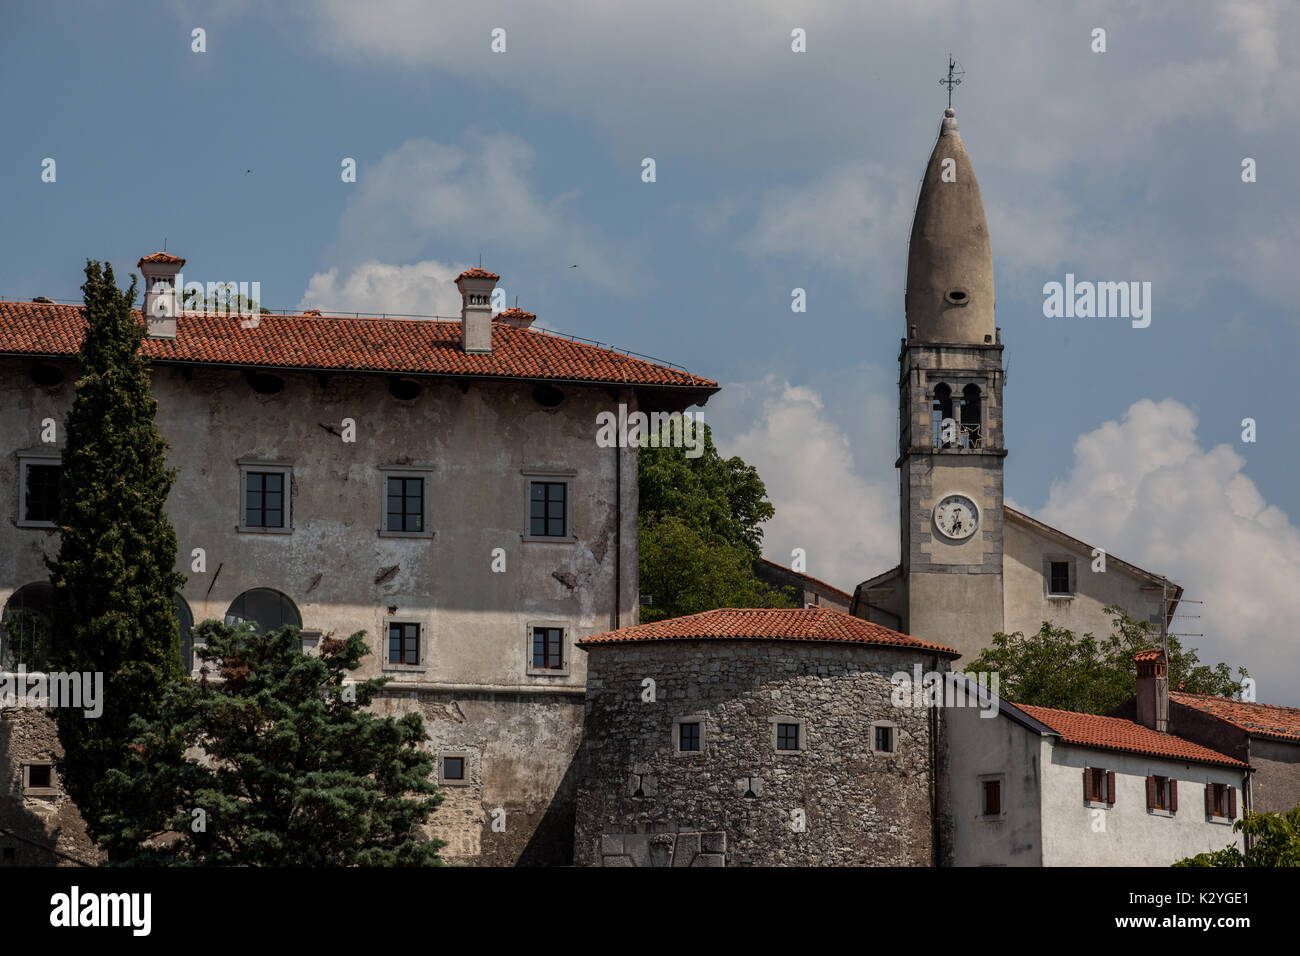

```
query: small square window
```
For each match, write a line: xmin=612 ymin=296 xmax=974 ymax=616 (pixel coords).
xmin=443 ymin=757 xmax=464 ymax=780
xmin=776 ymin=723 xmax=801 ymax=751
xmin=388 ymin=622 xmax=419 ymax=665
xmin=874 ymin=725 xmax=895 ymax=754
xmin=1084 ymin=767 xmax=1113 ymax=804
xmin=27 ymin=764 xmax=51 ymax=789
xmin=529 ymin=481 xmax=568 ymax=537
xmin=982 ymin=779 xmax=1001 ymax=816
xmin=1049 ymin=561 xmax=1071 ymax=595
xmin=678 ymin=721 xmax=701 ymax=752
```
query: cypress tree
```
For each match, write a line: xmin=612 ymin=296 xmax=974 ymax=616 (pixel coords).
xmin=47 ymin=260 xmax=185 ymax=856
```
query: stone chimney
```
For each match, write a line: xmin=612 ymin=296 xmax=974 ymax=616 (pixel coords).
xmin=138 ymin=252 xmax=186 ymax=339
xmin=1135 ymin=649 xmax=1169 ymax=733
xmin=455 ymin=267 xmax=499 ymax=353
xmin=495 ymin=306 xmax=536 ymax=330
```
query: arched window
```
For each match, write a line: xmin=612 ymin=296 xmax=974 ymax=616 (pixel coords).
xmin=224 ymin=589 xmax=301 ymax=634
xmin=931 ymin=384 xmax=954 ymax=447
xmin=1 ymin=583 xmax=54 ymax=671
xmin=961 ymin=384 xmax=982 ymax=448
xmin=174 ymin=594 xmax=194 ymax=673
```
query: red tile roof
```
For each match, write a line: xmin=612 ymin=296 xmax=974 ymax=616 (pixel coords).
xmin=495 ymin=307 xmax=536 ymax=322
xmin=1133 ymin=649 xmax=1163 ymax=663
xmin=137 ymin=252 xmax=185 ymax=266
xmin=0 ymin=301 xmax=716 ymax=390
xmin=1170 ymin=692 xmax=1300 ymax=743
xmin=456 ymin=267 xmax=500 ymax=281
xmin=578 ymin=607 xmax=959 ymax=656
xmin=1015 ymin=703 xmax=1245 ymax=768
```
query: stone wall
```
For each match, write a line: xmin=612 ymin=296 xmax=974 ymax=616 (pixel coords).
xmin=574 ymin=640 xmax=949 ymax=866
xmin=0 ymin=708 xmax=98 ymax=866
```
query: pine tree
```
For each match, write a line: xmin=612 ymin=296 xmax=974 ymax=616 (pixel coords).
xmin=99 ymin=623 xmax=444 ymax=866
xmin=47 ymin=260 xmax=185 ymax=857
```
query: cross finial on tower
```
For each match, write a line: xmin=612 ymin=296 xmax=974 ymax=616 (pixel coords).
xmin=939 ymin=55 xmax=964 ymax=108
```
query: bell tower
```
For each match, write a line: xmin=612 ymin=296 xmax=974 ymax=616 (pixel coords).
xmin=896 ymin=104 xmax=1007 ymax=658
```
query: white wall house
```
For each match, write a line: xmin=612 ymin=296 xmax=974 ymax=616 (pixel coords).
xmin=947 ymin=689 xmax=1246 ymax=866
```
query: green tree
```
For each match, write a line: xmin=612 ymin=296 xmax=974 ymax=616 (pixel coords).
xmin=47 ymin=260 xmax=186 ymax=857
xmin=1174 ymin=808 xmax=1300 ymax=867
xmin=98 ymin=621 xmax=444 ymax=866
xmin=964 ymin=606 xmax=1247 ymax=715
xmin=638 ymin=423 xmax=793 ymax=622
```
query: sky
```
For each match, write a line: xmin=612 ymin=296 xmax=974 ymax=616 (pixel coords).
xmin=2 ymin=1 xmax=1298 ymax=700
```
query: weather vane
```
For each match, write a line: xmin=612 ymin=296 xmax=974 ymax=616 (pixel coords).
xmin=940 ymin=54 xmax=964 ymax=108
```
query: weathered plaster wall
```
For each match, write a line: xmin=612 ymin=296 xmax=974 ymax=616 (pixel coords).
xmin=574 ymin=640 xmax=947 ymax=867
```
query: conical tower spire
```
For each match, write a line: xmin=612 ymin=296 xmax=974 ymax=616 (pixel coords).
xmin=905 ymin=107 xmax=995 ymax=345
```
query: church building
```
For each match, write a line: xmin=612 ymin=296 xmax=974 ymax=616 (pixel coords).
xmin=849 ymin=107 xmax=1180 ymax=661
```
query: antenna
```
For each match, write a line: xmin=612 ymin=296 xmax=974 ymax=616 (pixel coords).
xmin=940 ymin=55 xmax=964 ymax=108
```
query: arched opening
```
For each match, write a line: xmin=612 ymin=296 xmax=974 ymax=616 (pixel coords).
xmin=1 ymin=583 xmax=55 ymax=671
xmin=174 ymin=594 xmax=194 ymax=673
xmin=224 ymin=588 xmax=301 ymax=634
xmin=931 ymin=384 xmax=954 ymax=447
xmin=961 ymin=384 xmax=982 ymax=448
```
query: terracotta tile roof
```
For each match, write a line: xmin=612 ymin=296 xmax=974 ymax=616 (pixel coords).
xmin=578 ymin=607 xmax=959 ymax=656
xmin=456 ymin=267 xmax=500 ymax=281
xmin=137 ymin=252 xmax=185 ymax=266
xmin=495 ymin=307 xmax=536 ymax=322
xmin=1133 ymin=649 xmax=1163 ymax=663
xmin=1014 ymin=703 xmax=1246 ymax=768
xmin=0 ymin=301 xmax=717 ymax=390
xmin=1170 ymin=692 xmax=1300 ymax=743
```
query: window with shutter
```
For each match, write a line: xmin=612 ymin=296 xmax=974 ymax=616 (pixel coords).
xmin=1170 ymin=779 xmax=1178 ymax=813
xmin=1106 ymin=770 xmax=1116 ymax=805
xmin=1228 ymin=786 xmax=1237 ymax=819
xmin=1146 ymin=776 xmax=1156 ymax=809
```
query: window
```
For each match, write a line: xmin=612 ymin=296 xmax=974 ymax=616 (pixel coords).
xmin=677 ymin=720 xmax=702 ymax=753
xmin=1 ymin=582 xmax=54 ymax=671
xmin=1206 ymin=783 xmax=1236 ymax=820
xmin=18 ymin=457 xmax=61 ymax=527
xmin=22 ymin=762 xmax=56 ymax=795
xmin=224 ymin=589 xmax=301 ymax=634
xmin=776 ymin=723 xmax=800 ymax=750
xmin=772 ymin=717 xmax=807 ymax=753
xmin=931 ymin=384 xmax=954 ymax=447
xmin=1084 ymin=767 xmax=1115 ymax=804
xmin=982 ymin=779 xmax=1001 ymax=816
xmin=439 ymin=753 xmax=469 ymax=786
xmin=871 ymin=722 xmax=897 ymax=755
xmin=532 ymin=626 xmax=563 ymax=670
xmin=174 ymin=594 xmax=194 ymax=673
xmin=529 ymin=481 xmax=567 ymax=537
xmin=960 ymin=384 xmax=982 ymax=448
xmin=1049 ymin=561 xmax=1071 ymax=595
xmin=381 ymin=470 xmax=433 ymax=537
xmin=238 ymin=462 xmax=291 ymax=533
xmin=387 ymin=622 xmax=420 ymax=665
xmin=1148 ymin=775 xmax=1177 ymax=812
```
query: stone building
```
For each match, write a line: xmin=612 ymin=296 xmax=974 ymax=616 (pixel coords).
xmin=850 ymin=108 xmax=1179 ymax=659
xmin=753 ymin=558 xmax=851 ymax=612
xmin=0 ymin=255 xmax=716 ymax=865
xmin=572 ymin=607 xmax=959 ymax=866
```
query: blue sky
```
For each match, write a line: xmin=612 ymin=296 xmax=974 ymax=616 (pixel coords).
xmin=3 ymin=1 xmax=1298 ymax=698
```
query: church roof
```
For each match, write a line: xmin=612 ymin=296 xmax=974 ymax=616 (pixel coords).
xmin=905 ymin=108 xmax=995 ymax=345
xmin=1170 ymin=692 xmax=1300 ymax=744
xmin=578 ymin=607 xmax=960 ymax=657
xmin=1014 ymin=704 xmax=1246 ymax=768
xmin=0 ymin=300 xmax=717 ymax=393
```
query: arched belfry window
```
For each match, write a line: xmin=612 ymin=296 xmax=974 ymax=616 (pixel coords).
xmin=225 ymin=589 xmax=301 ymax=634
xmin=175 ymin=594 xmax=194 ymax=673
xmin=931 ymin=384 xmax=954 ymax=447
xmin=961 ymin=384 xmax=982 ymax=448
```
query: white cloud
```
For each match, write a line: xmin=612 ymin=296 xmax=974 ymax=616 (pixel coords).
xmin=298 ymin=259 xmax=467 ymax=316
xmin=1033 ymin=398 xmax=1300 ymax=702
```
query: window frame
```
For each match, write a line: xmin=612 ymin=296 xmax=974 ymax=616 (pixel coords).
xmin=379 ymin=467 xmax=434 ymax=538
xmin=522 ymin=470 xmax=576 ymax=543
xmin=1043 ymin=554 xmax=1076 ymax=598
xmin=237 ymin=460 xmax=292 ymax=534
xmin=17 ymin=453 xmax=62 ymax=529
xmin=979 ymin=774 xmax=1005 ymax=819
xmin=439 ymin=752 xmax=470 ymax=787
xmin=525 ymin=621 xmax=570 ymax=677
xmin=771 ymin=716 xmax=808 ymax=754
xmin=22 ymin=761 xmax=57 ymax=797
xmin=1083 ymin=766 xmax=1116 ymax=806
xmin=869 ymin=720 xmax=898 ymax=755
xmin=673 ymin=715 xmax=706 ymax=755
xmin=381 ymin=618 xmax=428 ymax=673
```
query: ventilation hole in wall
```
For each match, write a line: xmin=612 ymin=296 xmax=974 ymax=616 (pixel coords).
xmin=388 ymin=378 xmax=422 ymax=401
xmin=247 ymin=372 xmax=285 ymax=395
xmin=29 ymin=363 xmax=64 ymax=388
xmin=532 ymin=384 xmax=565 ymax=408
xmin=944 ymin=289 xmax=969 ymax=305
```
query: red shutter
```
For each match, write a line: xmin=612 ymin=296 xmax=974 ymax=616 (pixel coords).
xmin=1228 ymin=786 xmax=1237 ymax=819
xmin=1170 ymin=779 xmax=1178 ymax=813
xmin=1146 ymin=775 xmax=1156 ymax=809
xmin=1205 ymin=784 xmax=1213 ymax=817
xmin=1107 ymin=770 xmax=1116 ymax=804
xmin=1083 ymin=767 xmax=1091 ymax=803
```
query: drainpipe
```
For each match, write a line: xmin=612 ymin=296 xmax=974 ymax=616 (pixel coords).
xmin=929 ymin=652 xmax=942 ymax=866
xmin=612 ymin=393 xmax=622 ymax=631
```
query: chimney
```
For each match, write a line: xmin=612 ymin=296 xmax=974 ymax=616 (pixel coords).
xmin=495 ymin=306 xmax=536 ymax=330
xmin=138 ymin=251 xmax=186 ymax=339
xmin=1134 ymin=649 xmax=1169 ymax=733
xmin=455 ymin=267 xmax=499 ymax=353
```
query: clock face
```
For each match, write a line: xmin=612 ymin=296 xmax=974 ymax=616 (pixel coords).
xmin=934 ymin=494 xmax=979 ymax=541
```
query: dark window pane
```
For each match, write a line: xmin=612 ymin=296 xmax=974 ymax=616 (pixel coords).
xmin=679 ymin=722 xmax=700 ymax=752
xmin=444 ymin=757 xmax=464 ymax=780
xmin=27 ymin=765 xmax=51 ymax=789
xmin=25 ymin=464 xmax=62 ymax=522
xmin=1049 ymin=561 xmax=1070 ymax=594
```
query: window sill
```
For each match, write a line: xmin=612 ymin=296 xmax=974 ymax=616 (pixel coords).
xmin=1047 ymin=593 xmax=1075 ymax=600
xmin=15 ymin=520 xmax=57 ymax=529
xmin=378 ymin=530 xmax=435 ymax=539
xmin=525 ymin=668 xmax=572 ymax=678
xmin=1084 ymin=800 xmax=1113 ymax=809
xmin=979 ymin=815 xmax=1006 ymax=823
xmin=1147 ymin=808 xmax=1175 ymax=818
xmin=22 ymin=788 xmax=58 ymax=798
xmin=1208 ymin=815 xmax=1235 ymax=825
xmin=237 ymin=526 xmax=292 ymax=535
xmin=382 ymin=664 xmax=429 ymax=675
xmin=522 ymin=534 xmax=577 ymax=544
